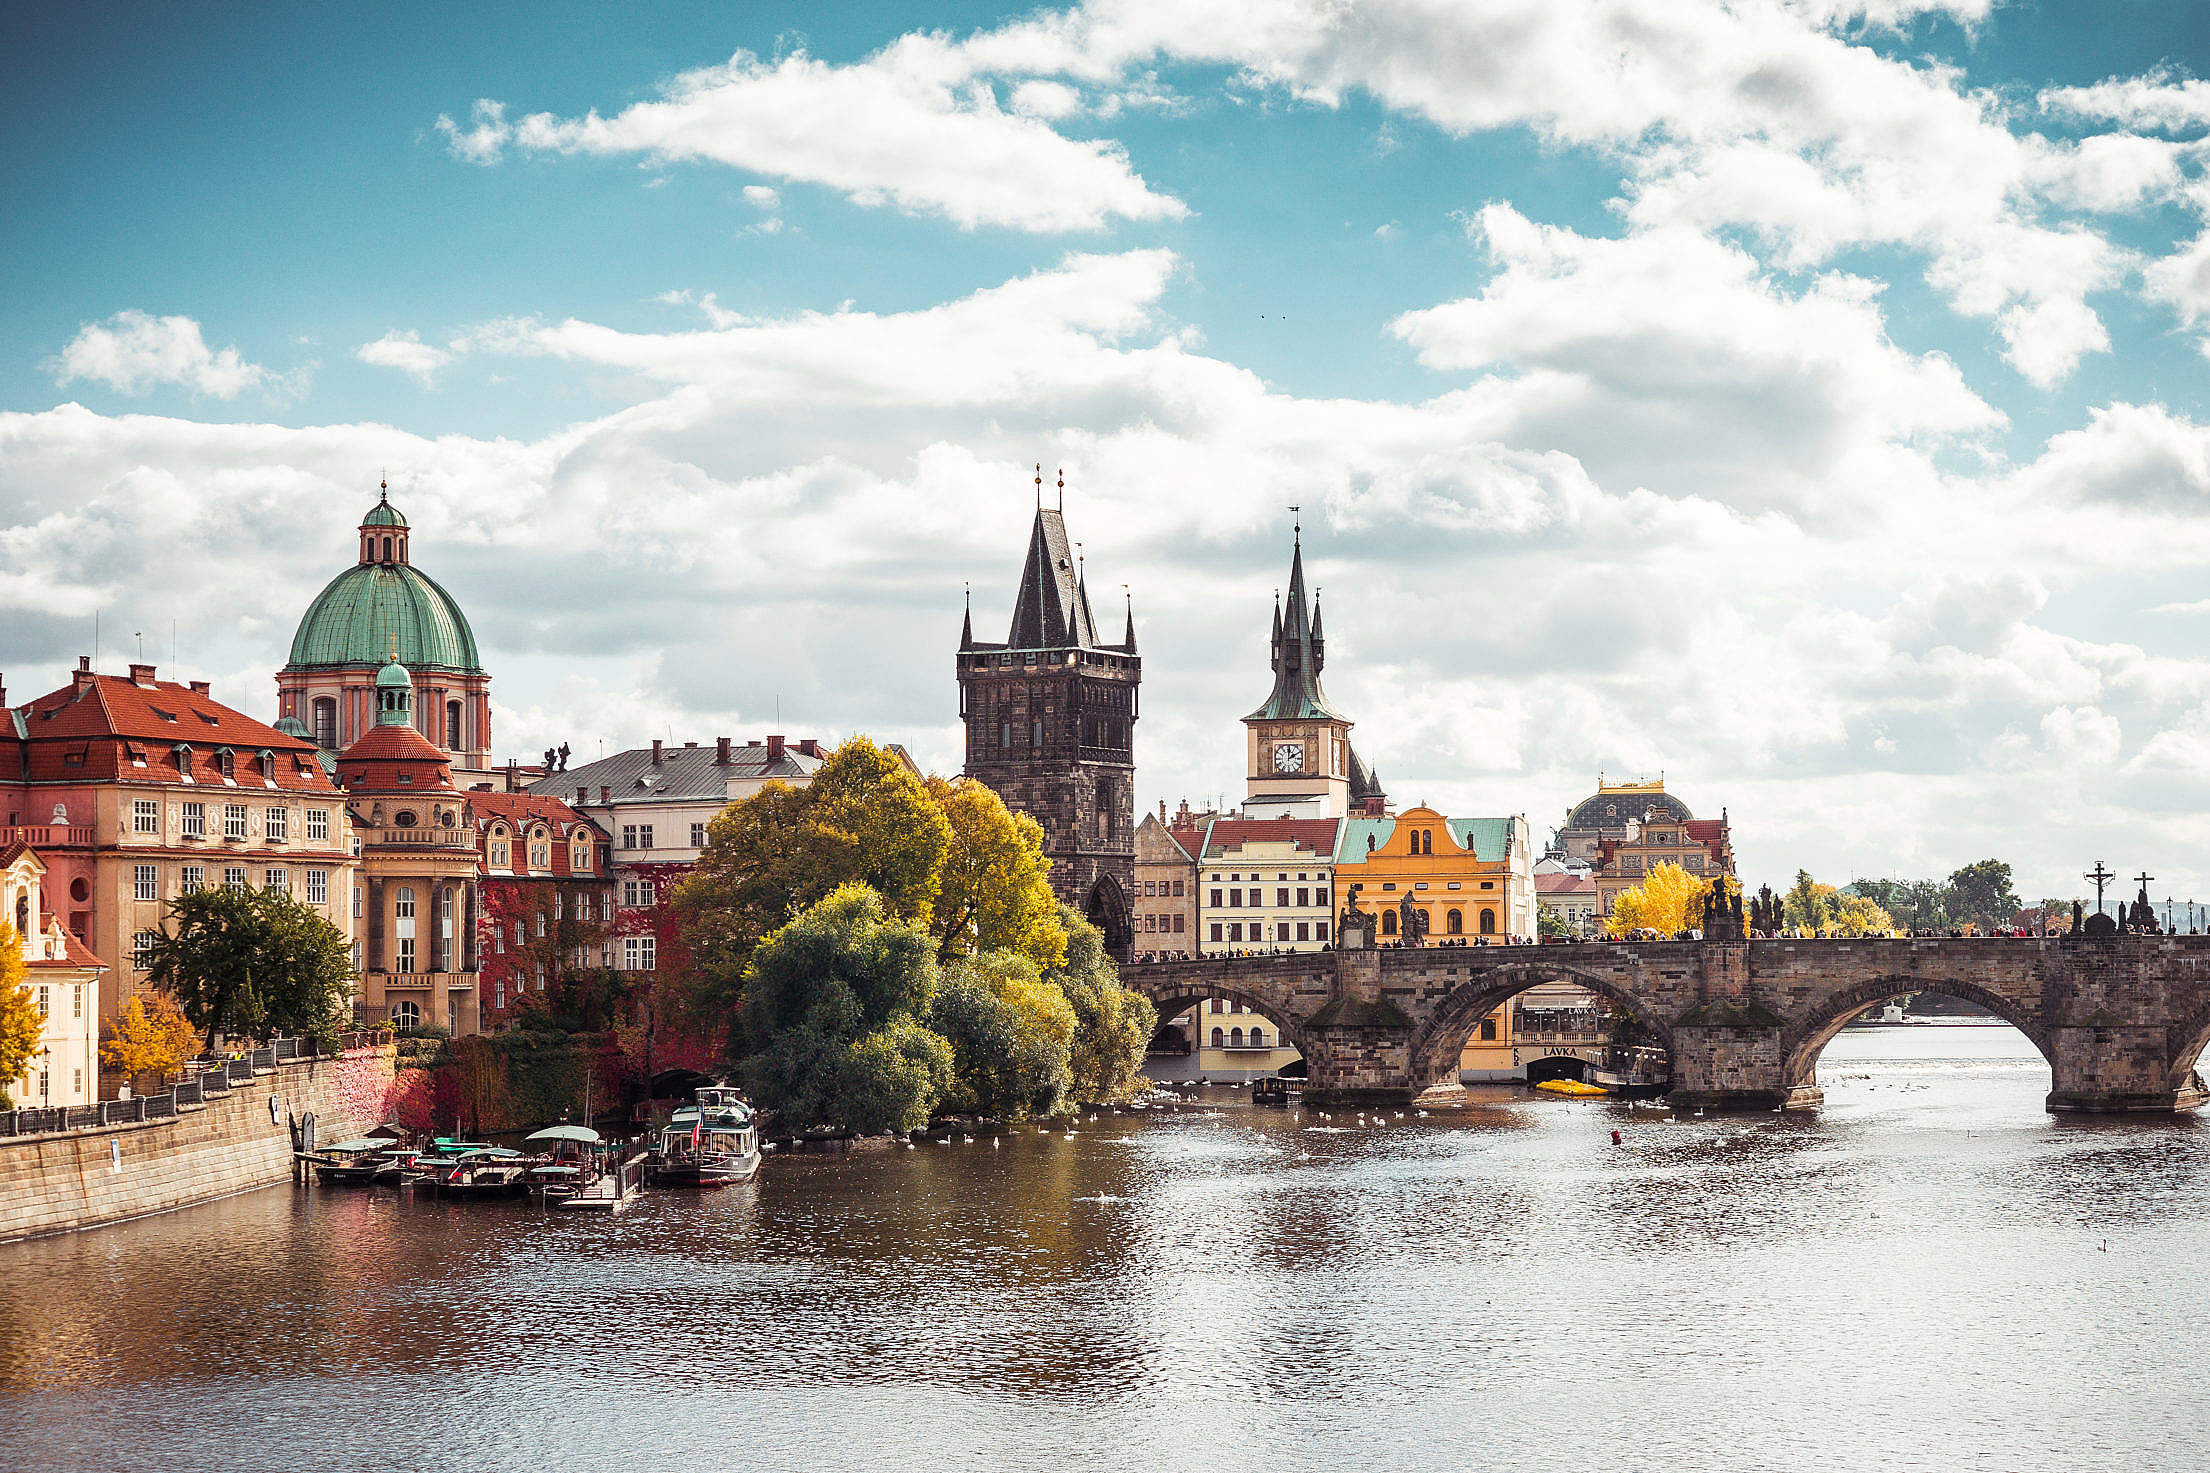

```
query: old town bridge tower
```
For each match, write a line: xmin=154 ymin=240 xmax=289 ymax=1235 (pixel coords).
xmin=958 ymin=473 xmax=1139 ymax=958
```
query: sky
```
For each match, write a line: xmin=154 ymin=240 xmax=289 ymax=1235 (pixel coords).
xmin=6 ymin=0 xmax=2210 ymax=906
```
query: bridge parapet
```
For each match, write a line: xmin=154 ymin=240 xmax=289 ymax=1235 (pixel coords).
xmin=1124 ymin=934 xmax=2210 ymax=1114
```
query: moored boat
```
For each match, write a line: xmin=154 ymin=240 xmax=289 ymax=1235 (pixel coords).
xmin=1534 ymin=1078 xmax=1611 ymax=1098
xmin=647 ymin=1086 xmax=761 ymax=1187
xmin=524 ymin=1124 xmax=604 ymax=1200
xmin=417 ymin=1147 xmax=532 ymax=1199
xmin=309 ymin=1137 xmax=412 ymax=1185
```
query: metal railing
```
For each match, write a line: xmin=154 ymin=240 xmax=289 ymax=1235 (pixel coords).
xmin=371 ymin=827 xmax=478 ymax=849
xmin=0 ymin=1031 xmax=389 ymax=1141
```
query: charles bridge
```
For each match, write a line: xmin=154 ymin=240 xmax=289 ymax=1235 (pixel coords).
xmin=1123 ymin=932 xmax=2210 ymax=1113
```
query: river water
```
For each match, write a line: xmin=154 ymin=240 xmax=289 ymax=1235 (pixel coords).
xmin=7 ymin=1025 xmax=2209 ymax=1472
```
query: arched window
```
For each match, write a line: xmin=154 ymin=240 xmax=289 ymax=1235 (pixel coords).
xmin=391 ymin=999 xmax=421 ymax=1029
xmin=381 ymin=536 xmax=393 ymax=561
xmin=1210 ymin=1027 xmax=1224 ymax=1047
xmin=1480 ymin=908 xmax=1497 ymax=935
xmin=1230 ymin=1027 xmax=1244 ymax=1047
xmin=311 ymin=697 xmax=337 ymax=749
xmin=1447 ymin=909 xmax=1463 ymax=934
xmin=1382 ymin=910 xmax=1398 ymax=936
xmin=1250 ymin=1027 xmax=1267 ymax=1048
xmin=445 ymin=701 xmax=463 ymax=750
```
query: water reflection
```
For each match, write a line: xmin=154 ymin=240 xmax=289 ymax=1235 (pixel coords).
xmin=9 ymin=1025 xmax=2210 ymax=1471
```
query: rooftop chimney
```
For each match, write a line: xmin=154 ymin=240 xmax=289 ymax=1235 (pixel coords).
xmin=129 ymin=663 xmax=157 ymax=687
xmin=72 ymin=656 xmax=95 ymax=692
xmin=575 ymin=786 xmax=587 ymax=805
xmin=766 ymin=734 xmax=785 ymax=763
xmin=715 ymin=737 xmax=731 ymax=765
xmin=188 ymin=680 xmax=210 ymax=696
xmin=797 ymin=738 xmax=820 ymax=758
xmin=651 ymin=739 xmax=663 ymax=765
xmin=599 ymin=785 xmax=610 ymax=804
xmin=505 ymin=758 xmax=520 ymax=793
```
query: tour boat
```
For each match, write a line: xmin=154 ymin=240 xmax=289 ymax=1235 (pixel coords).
xmin=523 ymin=1124 xmax=604 ymax=1201
xmin=310 ymin=1138 xmax=412 ymax=1186
xmin=419 ymin=1147 xmax=532 ymax=1199
xmin=1584 ymin=1045 xmax=1672 ymax=1100
xmin=648 ymin=1086 xmax=761 ymax=1187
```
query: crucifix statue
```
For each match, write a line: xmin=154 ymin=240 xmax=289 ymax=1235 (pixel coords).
xmin=2084 ymin=861 xmax=2115 ymax=914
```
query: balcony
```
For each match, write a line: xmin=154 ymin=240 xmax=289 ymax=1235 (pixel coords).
xmin=367 ymin=827 xmax=478 ymax=850
xmin=0 ymin=824 xmax=94 ymax=849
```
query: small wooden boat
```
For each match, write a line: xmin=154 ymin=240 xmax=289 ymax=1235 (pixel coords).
xmin=309 ymin=1138 xmax=408 ymax=1185
xmin=647 ymin=1086 xmax=761 ymax=1187
xmin=1534 ymin=1078 xmax=1611 ymax=1098
xmin=1250 ymin=1076 xmax=1294 ymax=1106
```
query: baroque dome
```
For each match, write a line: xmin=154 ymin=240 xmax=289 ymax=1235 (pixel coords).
xmin=286 ymin=511 xmax=482 ymax=675
xmin=1566 ymin=783 xmax=1693 ymax=829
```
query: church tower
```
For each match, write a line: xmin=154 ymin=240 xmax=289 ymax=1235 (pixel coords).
xmin=1243 ymin=523 xmax=1385 ymax=818
xmin=958 ymin=470 xmax=1140 ymax=958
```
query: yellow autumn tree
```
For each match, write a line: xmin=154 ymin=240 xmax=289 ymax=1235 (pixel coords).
xmin=926 ymin=775 xmax=1067 ymax=971
xmin=102 ymin=992 xmax=200 ymax=1091
xmin=0 ymin=923 xmax=41 ymax=1108
xmin=1605 ymin=862 xmax=1710 ymax=938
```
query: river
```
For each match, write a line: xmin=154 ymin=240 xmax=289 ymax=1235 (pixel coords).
xmin=7 ymin=1025 xmax=2210 ymax=1472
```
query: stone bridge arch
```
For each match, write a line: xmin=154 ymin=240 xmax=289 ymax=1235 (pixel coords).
xmin=1778 ymin=974 xmax=2052 ymax=1093
xmin=1126 ymin=977 xmax=1315 ymax=1060
xmin=1405 ymin=961 xmax=1677 ymax=1088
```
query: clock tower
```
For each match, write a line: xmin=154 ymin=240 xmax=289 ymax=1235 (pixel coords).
xmin=1242 ymin=524 xmax=1382 ymax=818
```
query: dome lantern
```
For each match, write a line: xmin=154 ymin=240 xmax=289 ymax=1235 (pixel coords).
xmin=374 ymin=654 xmax=413 ymax=726
xmin=358 ymin=482 xmax=411 ymax=565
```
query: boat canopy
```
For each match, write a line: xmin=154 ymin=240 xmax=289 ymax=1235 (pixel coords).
xmin=323 ymin=1138 xmax=395 ymax=1154
xmin=525 ymin=1124 xmax=603 ymax=1144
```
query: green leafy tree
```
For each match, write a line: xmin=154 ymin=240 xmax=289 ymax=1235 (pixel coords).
xmin=677 ymin=737 xmax=952 ymax=1029
xmin=738 ymin=884 xmax=952 ymax=1135
xmin=1781 ymin=869 xmax=1835 ymax=932
xmin=1048 ymin=905 xmax=1156 ymax=1104
xmin=0 ymin=923 xmax=40 ymax=1108
xmin=927 ymin=776 xmax=1066 ymax=970
xmin=1942 ymin=860 xmax=2022 ymax=931
xmin=1537 ymin=902 xmax=1571 ymax=939
xmin=929 ymin=952 xmax=1074 ymax=1121
xmin=145 ymin=886 xmax=355 ymax=1050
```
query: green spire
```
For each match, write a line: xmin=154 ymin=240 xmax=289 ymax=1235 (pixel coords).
xmin=1246 ymin=523 xmax=1342 ymax=722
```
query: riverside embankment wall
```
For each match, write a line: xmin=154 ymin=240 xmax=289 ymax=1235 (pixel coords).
xmin=0 ymin=1045 xmax=395 ymax=1243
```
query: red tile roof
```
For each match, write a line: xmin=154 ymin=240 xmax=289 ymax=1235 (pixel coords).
xmin=336 ymin=723 xmax=457 ymax=794
xmin=1537 ymin=872 xmax=1596 ymax=895
xmin=1167 ymin=825 xmax=1205 ymax=863
xmin=28 ymin=925 xmax=108 ymax=971
xmin=471 ymin=790 xmax=595 ymax=830
xmin=4 ymin=671 xmax=337 ymax=791
xmin=1201 ymin=818 xmax=1341 ymax=860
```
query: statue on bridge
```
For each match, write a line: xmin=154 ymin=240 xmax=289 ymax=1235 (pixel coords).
xmin=1338 ymin=884 xmax=1374 ymax=950
xmin=1702 ymin=877 xmax=1746 ymax=941
xmin=1398 ymin=893 xmax=1429 ymax=945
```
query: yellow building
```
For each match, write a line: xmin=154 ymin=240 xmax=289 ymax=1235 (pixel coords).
xmin=1333 ymin=807 xmax=1535 ymax=941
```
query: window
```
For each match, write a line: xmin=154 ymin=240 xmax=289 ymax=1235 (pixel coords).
xmin=1295 ymin=922 xmax=1309 ymax=941
xmin=181 ymin=802 xmax=206 ymax=838
xmin=690 ymin=823 xmax=707 ymax=848
xmin=625 ymin=936 xmax=657 ymax=971
xmin=1382 ymin=911 xmax=1397 ymax=936
xmin=1210 ymin=1028 xmax=1224 ymax=1047
xmin=181 ymin=865 xmax=204 ymax=892
xmin=1277 ymin=888 xmax=1290 ymax=907
xmin=1228 ymin=923 xmax=1243 ymax=942
xmin=1171 ymin=879 xmax=1184 ymax=897
xmin=536 ymin=913 xmax=547 ymax=938
xmin=132 ymin=799 xmax=159 ymax=834
xmin=306 ymin=808 xmax=328 ymax=842
xmin=1227 ymin=890 xmax=1240 ymax=909
xmin=1250 ymin=1028 xmax=1268 ymax=1048
xmin=1295 ymin=888 xmax=1308 ymax=907
xmin=1480 ymin=1018 xmax=1498 ymax=1042
xmin=1480 ymin=908 xmax=1497 ymax=935
xmin=223 ymin=866 xmax=247 ymax=891
xmin=266 ymin=807 xmax=288 ymax=841
xmin=133 ymin=865 xmax=158 ymax=901
xmin=392 ymin=999 xmax=420 ymax=1029
xmin=265 ymin=868 xmax=288 ymax=894
xmin=395 ymin=887 xmax=415 ymax=919
xmin=621 ymin=825 xmax=637 ymax=849
xmin=352 ymin=886 xmax=363 ymax=919
xmin=312 ymin=697 xmax=337 ymax=749
xmin=1230 ymin=1027 xmax=1244 ymax=1047
xmin=1031 ymin=720 xmax=1043 ymax=746
xmin=553 ymin=892 xmax=564 ymax=921
xmin=223 ymin=804 xmax=248 ymax=839
xmin=1209 ymin=923 xmax=1222 ymax=942
xmin=637 ymin=825 xmax=653 ymax=850
xmin=397 ymin=937 xmax=416 ymax=972
xmin=529 ymin=840 xmax=549 ymax=869
xmin=572 ymin=841 xmax=592 ymax=873
xmin=133 ymin=931 xmax=157 ymax=968
xmin=446 ymin=701 xmax=463 ymax=750
xmin=492 ymin=841 xmax=509 ymax=866
xmin=306 ymin=870 xmax=328 ymax=905
xmin=1248 ymin=888 xmax=1263 ymax=907
xmin=1209 ymin=889 xmax=1221 ymax=908
xmin=1447 ymin=909 xmax=1463 ymax=935
xmin=496 ymin=983 xmax=507 ymax=1011
xmin=1173 ymin=915 xmax=1185 ymax=934
xmin=1316 ymin=922 xmax=1329 ymax=941
xmin=73 ymin=986 xmax=82 ymax=1017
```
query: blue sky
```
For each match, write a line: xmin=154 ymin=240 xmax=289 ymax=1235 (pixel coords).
xmin=8 ymin=0 xmax=2210 ymax=901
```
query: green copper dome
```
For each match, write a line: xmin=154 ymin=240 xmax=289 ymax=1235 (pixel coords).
xmin=287 ymin=562 xmax=482 ymax=673
xmin=361 ymin=493 xmax=408 ymax=528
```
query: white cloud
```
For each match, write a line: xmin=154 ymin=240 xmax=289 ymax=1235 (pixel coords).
xmin=2041 ymin=71 xmax=2210 ymax=134
xmin=445 ymin=46 xmax=1186 ymax=231
xmin=741 ymin=184 xmax=781 ymax=208
xmin=47 ymin=311 xmax=272 ymax=399
xmin=355 ymin=329 xmax=458 ymax=386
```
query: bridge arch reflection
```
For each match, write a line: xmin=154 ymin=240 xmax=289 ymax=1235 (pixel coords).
xmin=1406 ymin=961 xmax=1676 ymax=1089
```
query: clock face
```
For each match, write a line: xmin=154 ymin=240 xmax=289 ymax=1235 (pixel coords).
xmin=1272 ymin=742 xmax=1303 ymax=774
